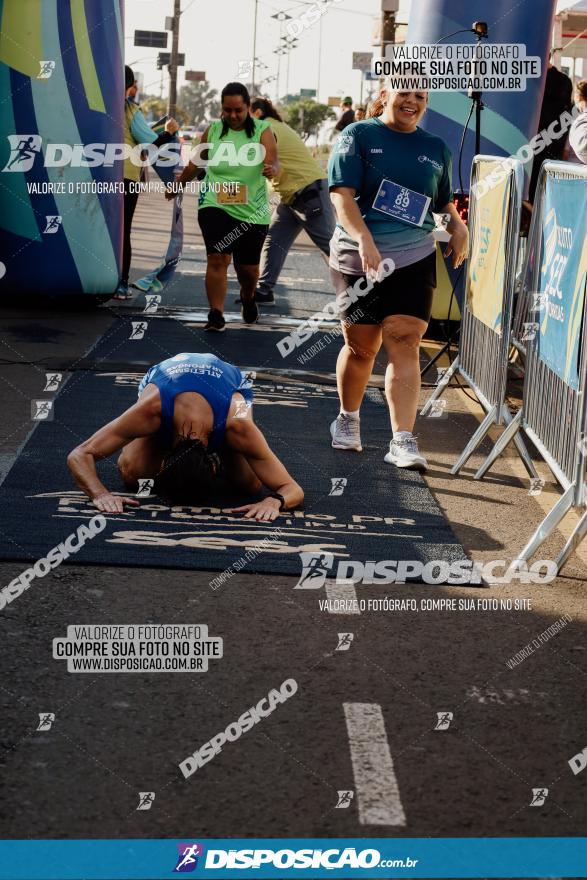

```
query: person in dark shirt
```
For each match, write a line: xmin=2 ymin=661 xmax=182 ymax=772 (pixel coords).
xmin=529 ymin=60 xmax=573 ymax=202
xmin=335 ymin=97 xmax=355 ymax=133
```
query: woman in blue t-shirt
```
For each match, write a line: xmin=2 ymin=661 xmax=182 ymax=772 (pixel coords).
xmin=327 ymin=89 xmax=468 ymax=471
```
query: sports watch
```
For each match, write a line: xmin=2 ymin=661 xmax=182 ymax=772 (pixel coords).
xmin=268 ymin=492 xmax=286 ymax=510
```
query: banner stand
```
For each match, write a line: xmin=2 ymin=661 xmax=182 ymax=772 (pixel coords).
xmin=474 ymin=162 xmax=587 ymax=571
xmin=421 ymin=156 xmax=537 ymax=479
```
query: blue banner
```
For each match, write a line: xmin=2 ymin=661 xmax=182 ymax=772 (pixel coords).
xmin=0 ymin=838 xmax=587 ymax=879
xmin=537 ymin=176 xmax=587 ymax=390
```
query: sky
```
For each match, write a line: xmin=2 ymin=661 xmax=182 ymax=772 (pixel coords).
xmin=124 ymin=0 xmax=413 ymax=107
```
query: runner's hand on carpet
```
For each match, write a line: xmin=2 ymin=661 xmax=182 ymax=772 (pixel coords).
xmin=227 ymin=498 xmax=281 ymax=522
xmin=92 ymin=493 xmax=140 ymax=514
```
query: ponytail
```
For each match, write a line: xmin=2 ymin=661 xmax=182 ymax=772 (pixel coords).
xmin=366 ymin=97 xmax=384 ymax=118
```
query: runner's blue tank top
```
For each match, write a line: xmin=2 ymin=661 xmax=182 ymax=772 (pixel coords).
xmin=138 ymin=353 xmax=253 ymax=450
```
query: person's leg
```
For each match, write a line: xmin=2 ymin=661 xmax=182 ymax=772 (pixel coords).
xmin=336 ymin=321 xmax=382 ymax=411
xmin=299 ymin=181 xmax=336 ymax=257
xmin=117 ymin=436 xmax=167 ymax=490
xmin=234 ymin=262 xmax=259 ymax=301
xmin=121 ymin=179 xmax=139 ymax=287
xmin=381 ymin=314 xmax=428 ymax=433
xmin=205 ymin=252 xmax=232 ymax=312
xmin=257 ymin=203 xmax=301 ymax=297
xmin=331 ymin=321 xmax=382 ymax=451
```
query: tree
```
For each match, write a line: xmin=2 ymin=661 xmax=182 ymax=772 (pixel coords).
xmin=281 ymin=99 xmax=335 ymax=141
xmin=178 ymin=81 xmax=220 ymax=125
xmin=140 ymin=96 xmax=167 ymax=122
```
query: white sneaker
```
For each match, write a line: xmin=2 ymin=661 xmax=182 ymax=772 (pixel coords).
xmin=384 ymin=433 xmax=428 ymax=471
xmin=330 ymin=414 xmax=362 ymax=451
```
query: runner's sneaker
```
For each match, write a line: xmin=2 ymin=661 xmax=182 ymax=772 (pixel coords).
xmin=204 ymin=309 xmax=226 ymax=332
xmin=384 ymin=433 xmax=427 ymax=471
xmin=330 ymin=414 xmax=362 ymax=451
xmin=255 ymin=289 xmax=275 ymax=305
xmin=241 ymin=296 xmax=259 ymax=324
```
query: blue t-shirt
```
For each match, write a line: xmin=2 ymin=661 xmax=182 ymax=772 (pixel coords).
xmin=328 ymin=118 xmax=453 ymax=255
xmin=138 ymin=353 xmax=253 ymax=450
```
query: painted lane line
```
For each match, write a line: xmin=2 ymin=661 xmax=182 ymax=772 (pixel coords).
xmin=343 ymin=702 xmax=406 ymax=826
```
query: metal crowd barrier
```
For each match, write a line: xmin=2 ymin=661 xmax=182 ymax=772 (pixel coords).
xmin=475 ymin=162 xmax=587 ymax=571
xmin=421 ymin=155 xmax=537 ymax=479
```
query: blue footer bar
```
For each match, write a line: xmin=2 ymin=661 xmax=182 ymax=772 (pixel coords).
xmin=0 ymin=838 xmax=586 ymax=879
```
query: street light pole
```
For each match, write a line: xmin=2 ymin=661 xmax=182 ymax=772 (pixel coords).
xmin=251 ymin=0 xmax=259 ymax=92
xmin=168 ymin=0 xmax=181 ymax=117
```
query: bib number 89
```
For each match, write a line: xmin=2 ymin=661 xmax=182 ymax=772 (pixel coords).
xmin=395 ymin=188 xmax=410 ymax=208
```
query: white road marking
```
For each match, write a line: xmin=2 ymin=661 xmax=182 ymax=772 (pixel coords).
xmin=343 ymin=702 xmax=406 ymax=826
xmin=324 ymin=580 xmax=360 ymax=614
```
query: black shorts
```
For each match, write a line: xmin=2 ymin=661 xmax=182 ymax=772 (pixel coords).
xmin=330 ymin=252 xmax=437 ymax=325
xmin=198 ymin=206 xmax=268 ymax=265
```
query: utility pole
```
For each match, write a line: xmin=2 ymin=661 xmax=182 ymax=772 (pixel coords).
xmin=379 ymin=0 xmax=398 ymax=85
xmin=168 ymin=0 xmax=181 ymax=118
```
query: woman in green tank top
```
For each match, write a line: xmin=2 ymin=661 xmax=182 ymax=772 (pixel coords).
xmin=169 ymin=82 xmax=279 ymax=331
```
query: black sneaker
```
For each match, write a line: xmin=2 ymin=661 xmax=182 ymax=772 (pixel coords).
xmin=241 ymin=296 xmax=259 ymax=325
xmin=255 ymin=289 xmax=275 ymax=305
xmin=204 ymin=309 xmax=226 ymax=332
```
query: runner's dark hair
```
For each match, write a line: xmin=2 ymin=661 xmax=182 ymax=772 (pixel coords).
xmin=154 ymin=427 xmax=216 ymax=503
xmin=220 ymin=82 xmax=256 ymax=138
xmin=251 ymin=97 xmax=283 ymax=122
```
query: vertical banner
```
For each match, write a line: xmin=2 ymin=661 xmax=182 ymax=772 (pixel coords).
xmin=537 ymin=175 xmax=587 ymax=390
xmin=466 ymin=161 xmax=510 ymax=334
xmin=406 ymin=0 xmax=557 ymax=188
xmin=0 ymin=0 xmax=124 ymax=296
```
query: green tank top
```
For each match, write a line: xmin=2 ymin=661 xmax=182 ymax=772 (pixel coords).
xmin=198 ymin=117 xmax=271 ymax=224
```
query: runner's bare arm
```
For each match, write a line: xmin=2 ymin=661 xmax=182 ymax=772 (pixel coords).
xmin=165 ymin=126 xmax=210 ymax=200
xmin=67 ymin=398 xmax=161 ymax=512
xmin=260 ymin=127 xmax=279 ymax=179
xmin=225 ymin=418 xmax=303 ymax=520
xmin=330 ymin=186 xmax=382 ymax=274
xmin=441 ymin=201 xmax=469 ymax=268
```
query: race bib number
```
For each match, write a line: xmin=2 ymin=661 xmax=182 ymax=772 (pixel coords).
xmin=217 ymin=183 xmax=248 ymax=205
xmin=372 ymin=179 xmax=431 ymax=227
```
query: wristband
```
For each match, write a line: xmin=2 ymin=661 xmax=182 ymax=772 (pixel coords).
xmin=268 ymin=492 xmax=285 ymax=511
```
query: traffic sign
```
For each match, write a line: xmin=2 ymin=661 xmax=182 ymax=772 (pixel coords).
xmin=300 ymin=88 xmax=317 ymax=97
xmin=185 ymin=70 xmax=206 ymax=82
xmin=328 ymin=96 xmax=341 ymax=106
xmin=134 ymin=30 xmax=168 ymax=48
xmin=157 ymin=52 xmax=185 ymax=69
xmin=352 ymin=51 xmax=372 ymax=72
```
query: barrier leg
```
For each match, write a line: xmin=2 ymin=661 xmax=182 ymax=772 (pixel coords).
xmin=502 ymin=405 xmax=538 ymax=480
xmin=420 ymin=356 xmax=460 ymax=417
xmin=512 ymin=485 xmax=575 ymax=565
xmin=473 ymin=410 xmax=523 ymax=480
xmin=555 ymin=507 xmax=587 ymax=573
xmin=450 ymin=405 xmax=498 ymax=475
